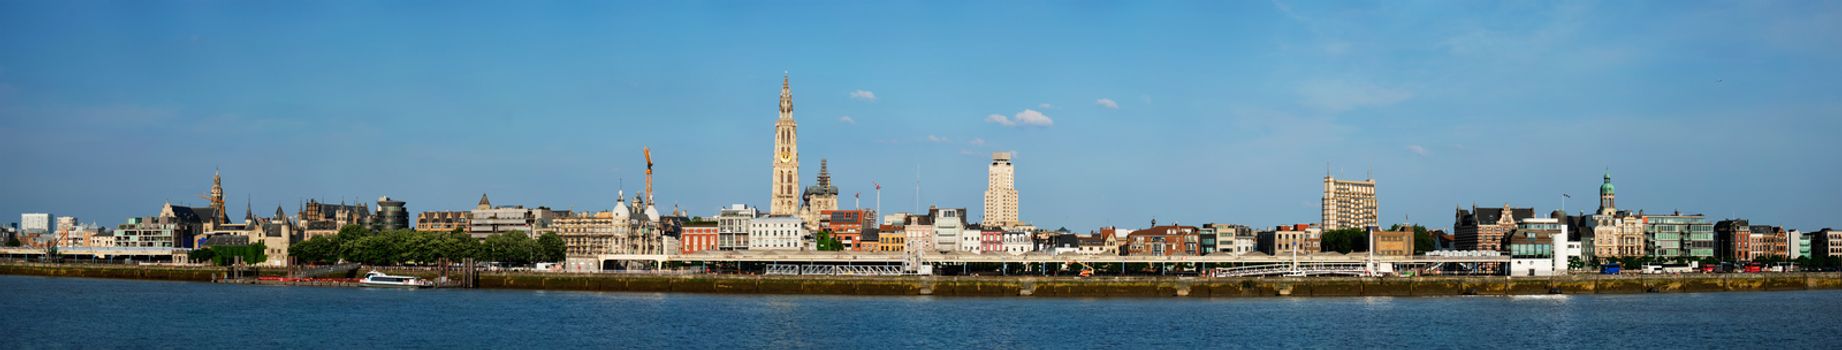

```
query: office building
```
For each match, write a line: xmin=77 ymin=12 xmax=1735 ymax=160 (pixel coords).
xmin=1643 ymin=213 xmax=1714 ymax=259
xmin=1322 ymin=174 xmax=1377 ymax=230
xmin=748 ymin=216 xmax=806 ymax=251
xmin=983 ymin=152 xmax=1020 ymax=229
xmin=375 ymin=196 xmax=408 ymax=231
xmin=716 ymin=204 xmax=757 ymax=251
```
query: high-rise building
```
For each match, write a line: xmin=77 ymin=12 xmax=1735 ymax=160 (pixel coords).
xmin=21 ymin=213 xmax=51 ymax=235
xmin=982 ymin=152 xmax=1019 ymax=229
xmin=1321 ymin=175 xmax=1377 ymax=230
xmin=770 ymin=74 xmax=801 ymax=216
xmin=375 ymin=196 xmax=408 ymax=231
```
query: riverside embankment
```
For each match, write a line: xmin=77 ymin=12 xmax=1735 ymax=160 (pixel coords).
xmin=4 ymin=263 xmax=1838 ymax=297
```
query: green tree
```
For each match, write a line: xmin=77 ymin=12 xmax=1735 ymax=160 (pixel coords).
xmin=189 ymin=247 xmax=218 ymax=263
xmin=431 ymin=232 xmax=481 ymax=263
xmin=246 ymin=242 xmax=269 ymax=265
xmin=289 ymin=236 xmax=340 ymax=264
xmin=4 ymin=235 xmax=20 ymax=247
xmin=483 ymin=231 xmax=534 ymax=265
xmin=345 ymin=235 xmax=392 ymax=265
xmin=334 ymin=224 xmax=374 ymax=260
xmin=536 ymin=232 xmax=566 ymax=263
xmin=1320 ymin=228 xmax=1368 ymax=253
xmin=813 ymin=230 xmax=844 ymax=251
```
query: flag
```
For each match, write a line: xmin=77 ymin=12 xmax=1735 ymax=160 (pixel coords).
xmin=873 ymin=181 xmax=881 ymax=190
xmin=855 ymin=192 xmax=860 ymax=199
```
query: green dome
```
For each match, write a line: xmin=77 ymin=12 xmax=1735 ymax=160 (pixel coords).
xmin=1599 ymin=172 xmax=1615 ymax=195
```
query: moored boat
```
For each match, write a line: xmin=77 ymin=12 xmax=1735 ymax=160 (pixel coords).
xmin=359 ymin=271 xmax=431 ymax=288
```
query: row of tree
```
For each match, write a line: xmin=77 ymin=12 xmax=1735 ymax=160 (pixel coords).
xmin=187 ymin=242 xmax=269 ymax=266
xmin=288 ymin=225 xmax=565 ymax=266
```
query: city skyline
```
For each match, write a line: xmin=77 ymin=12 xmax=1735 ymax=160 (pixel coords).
xmin=1 ymin=1 xmax=1839 ymax=232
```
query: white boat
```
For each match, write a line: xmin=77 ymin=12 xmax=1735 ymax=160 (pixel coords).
xmin=360 ymin=271 xmax=432 ymax=288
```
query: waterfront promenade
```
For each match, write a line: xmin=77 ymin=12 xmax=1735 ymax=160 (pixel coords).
xmin=4 ymin=262 xmax=1836 ymax=298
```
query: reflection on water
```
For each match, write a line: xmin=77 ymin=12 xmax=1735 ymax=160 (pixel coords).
xmin=0 ymin=275 xmax=1836 ymax=349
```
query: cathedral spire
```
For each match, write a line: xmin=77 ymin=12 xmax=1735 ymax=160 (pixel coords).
xmin=778 ymin=73 xmax=794 ymax=119
xmin=770 ymin=73 xmax=802 ymax=216
xmin=818 ymin=159 xmax=831 ymax=187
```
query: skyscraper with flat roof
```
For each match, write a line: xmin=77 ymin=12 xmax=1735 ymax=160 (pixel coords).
xmin=983 ymin=152 xmax=1019 ymax=229
xmin=1321 ymin=175 xmax=1377 ymax=230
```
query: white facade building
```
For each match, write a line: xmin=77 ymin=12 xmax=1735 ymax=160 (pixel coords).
xmin=930 ymin=208 xmax=967 ymax=253
xmin=21 ymin=213 xmax=52 ymax=235
xmin=960 ymin=227 xmax=983 ymax=254
xmin=748 ymin=216 xmax=806 ymax=251
xmin=716 ymin=204 xmax=757 ymax=251
xmin=1002 ymin=231 xmax=1031 ymax=255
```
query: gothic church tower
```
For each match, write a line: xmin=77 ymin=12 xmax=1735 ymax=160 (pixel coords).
xmin=770 ymin=74 xmax=800 ymax=216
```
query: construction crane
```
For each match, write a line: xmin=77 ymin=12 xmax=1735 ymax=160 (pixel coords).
xmin=643 ymin=147 xmax=654 ymax=204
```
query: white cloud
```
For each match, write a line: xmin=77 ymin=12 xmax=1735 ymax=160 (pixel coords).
xmin=1298 ymin=80 xmax=1413 ymax=113
xmin=984 ymin=114 xmax=1015 ymax=127
xmin=927 ymin=135 xmax=948 ymax=143
xmin=1015 ymin=109 xmax=1053 ymax=126
xmin=849 ymin=90 xmax=877 ymax=102
xmin=985 ymin=109 xmax=1054 ymax=128
xmin=968 ymin=138 xmax=986 ymax=146
xmin=1039 ymin=103 xmax=1054 ymax=109
xmin=838 ymin=115 xmax=856 ymax=124
xmin=1095 ymin=98 xmax=1119 ymax=109
xmin=1407 ymin=145 xmax=1428 ymax=156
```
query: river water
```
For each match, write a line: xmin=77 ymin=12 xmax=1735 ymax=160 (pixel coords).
xmin=1 ymin=275 xmax=1836 ymax=349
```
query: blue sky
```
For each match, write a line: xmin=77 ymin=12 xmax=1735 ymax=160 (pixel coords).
xmin=1 ymin=1 xmax=1838 ymax=232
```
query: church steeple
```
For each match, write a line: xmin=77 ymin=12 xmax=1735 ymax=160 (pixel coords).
xmin=1598 ymin=171 xmax=1616 ymax=212
xmin=476 ymin=193 xmax=492 ymax=210
xmin=209 ymin=168 xmax=227 ymax=225
xmin=778 ymin=73 xmax=793 ymax=119
xmin=770 ymin=73 xmax=801 ymax=216
xmin=817 ymin=159 xmax=831 ymax=188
